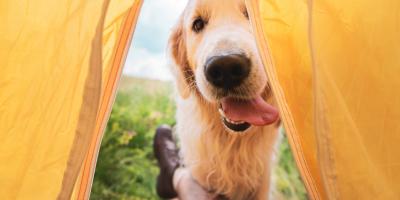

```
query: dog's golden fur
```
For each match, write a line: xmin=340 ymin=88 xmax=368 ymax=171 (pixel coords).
xmin=168 ymin=0 xmax=279 ymax=199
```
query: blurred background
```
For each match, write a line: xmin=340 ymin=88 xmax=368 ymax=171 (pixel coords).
xmin=91 ymin=0 xmax=307 ymax=199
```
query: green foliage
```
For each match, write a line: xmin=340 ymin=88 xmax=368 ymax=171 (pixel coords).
xmin=91 ymin=77 xmax=307 ymax=200
xmin=91 ymin=79 xmax=175 ymax=200
xmin=273 ymin=133 xmax=308 ymax=200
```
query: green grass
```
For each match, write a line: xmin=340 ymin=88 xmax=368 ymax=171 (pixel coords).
xmin=91 ymin=76 xmax=307 ymax=200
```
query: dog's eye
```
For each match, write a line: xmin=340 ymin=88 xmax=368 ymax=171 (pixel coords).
xmin=243 ymin=10 xmax=249 ymax=19
xmin=192 ymin=17 xmax=206 ymax=33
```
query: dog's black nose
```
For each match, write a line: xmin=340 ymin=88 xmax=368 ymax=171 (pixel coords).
xmin=204 ymin=54 xmax=250 ymax=90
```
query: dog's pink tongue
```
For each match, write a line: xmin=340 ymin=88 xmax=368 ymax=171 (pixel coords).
xmin=221 ymin=96 xmax=279 ymax=126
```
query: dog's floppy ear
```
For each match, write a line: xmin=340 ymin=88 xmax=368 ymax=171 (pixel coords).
xmin=168 ymin=18 xmax=192 ymax=99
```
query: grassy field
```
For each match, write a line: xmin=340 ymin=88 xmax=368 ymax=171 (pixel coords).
xmin=91 ymin=76 xmax=307 ymax=200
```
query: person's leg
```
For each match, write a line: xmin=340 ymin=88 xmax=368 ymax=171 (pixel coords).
xmin=154 ymin=125 xmax=179 ymax=198
xmin=154 ymin=125 xmax=212 ymax=200
xmin=173 ymin=168 xmax=213 ymax=200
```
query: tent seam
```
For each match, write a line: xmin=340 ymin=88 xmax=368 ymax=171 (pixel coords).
xmin=306 ymin=0 xmax=339 ymax=199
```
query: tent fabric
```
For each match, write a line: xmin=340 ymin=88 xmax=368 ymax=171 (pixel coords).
xmin=0 ymin=0 xmax=142 ymax=199
xmin=71 ymin=1 xmax=143 ymax=199
xmin=247 ymin=0 xmax=326 ymax=199
xmin=248 ymin=0 xmax=400 ymax=199
xmin=1 ymin=0 xmax=399 ymax=199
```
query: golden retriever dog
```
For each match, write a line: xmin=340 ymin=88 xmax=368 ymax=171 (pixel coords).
xmin=168 ymin=0 xmax=280 ymax=199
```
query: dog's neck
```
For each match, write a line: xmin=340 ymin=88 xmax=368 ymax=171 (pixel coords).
xmin=176 ymin=94 xmax=280 ymax=199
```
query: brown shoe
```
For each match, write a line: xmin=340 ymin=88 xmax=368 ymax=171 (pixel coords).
xmin=153 ymin=125 xmax=180 ymax=199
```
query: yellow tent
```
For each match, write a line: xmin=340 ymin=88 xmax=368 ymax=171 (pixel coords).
xmin=1 ymin=0 xmax=399 ymax=199
xmin=0 ymin=0 xmax=142 ymax=199
xmin=248 ymin=0 xmax=400 ymax=199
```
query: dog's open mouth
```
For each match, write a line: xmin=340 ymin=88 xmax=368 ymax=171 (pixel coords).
xmin=218 ymin=96 xmax=279 ymax=133
xmin=219 ymin=106 xmax=251 ymax=132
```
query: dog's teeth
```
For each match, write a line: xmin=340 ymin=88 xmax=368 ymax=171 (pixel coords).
xmin=219 ymin=107 xmax=246 ymax=125
xmin=218 ymin=108 xmax=226 ymax=118
xmin=232 ymin=120 xmax=244 ymax=124
xmin=226 ymin=118 xmax=244 ymax=125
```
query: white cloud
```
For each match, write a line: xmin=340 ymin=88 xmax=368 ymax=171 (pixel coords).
xmin=123 ymin=48 xmax=173 ymax=81
xmin=139 ymin=0 xmax=187 ymax=28
xmin=123 ymin=0 xmax=188 ymax=81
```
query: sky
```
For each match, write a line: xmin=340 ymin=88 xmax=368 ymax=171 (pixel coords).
xmin=123 ymin=0 xmax=188 ymax=81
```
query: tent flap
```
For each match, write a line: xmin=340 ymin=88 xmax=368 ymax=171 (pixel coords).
xmin=249 ymin=0 xmax=400 ymax=199
xmin=0 ymin=0 xmax=142 ymax=199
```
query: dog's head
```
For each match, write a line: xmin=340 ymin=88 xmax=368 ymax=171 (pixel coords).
xmin=169 ymin=0 xmax=278 ymax=133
